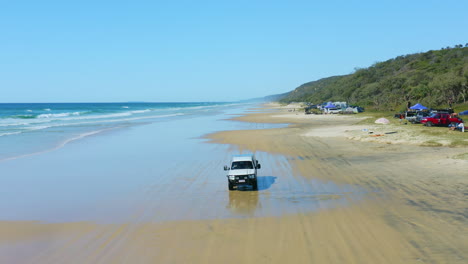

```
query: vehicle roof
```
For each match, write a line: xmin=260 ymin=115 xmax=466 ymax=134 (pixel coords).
xmin=232 ymin=154 xmax=255 ymax=162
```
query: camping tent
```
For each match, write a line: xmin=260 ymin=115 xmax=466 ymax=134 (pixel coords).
xmin=459 ymin=110 xmax=468 ymax=116
xmin=324 ymin=102 xmax=336 ymax=108
xmin=375 ymin=118 xmax=390 ymax=124
xmin=409 ymin=103 xmax=428 ymax=110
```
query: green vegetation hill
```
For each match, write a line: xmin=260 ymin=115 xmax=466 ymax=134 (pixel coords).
xmin=280 ymin=45 xmax=468 ymax=110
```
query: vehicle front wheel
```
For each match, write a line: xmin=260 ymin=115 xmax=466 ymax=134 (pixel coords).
xmin=252 ymin=180 xmax=258 ymax=191
xmin=426 ymin=121 xmax=433 ymax=127
xmin=228 ymin=182 xmax=234 ymax=191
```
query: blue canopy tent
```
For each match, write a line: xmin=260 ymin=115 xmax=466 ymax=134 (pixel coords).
xmin=324 ymin=102 xmax=337 ymax=108
xmin=409 ymin=103 xmax=428 ymax=110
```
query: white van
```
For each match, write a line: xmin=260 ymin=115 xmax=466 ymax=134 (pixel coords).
xmin=224 ymin=154 xmax=261 ymax=190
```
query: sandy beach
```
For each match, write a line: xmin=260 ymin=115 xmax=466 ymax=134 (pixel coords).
xmin=1 ymin=104 xmax=467 ymax=263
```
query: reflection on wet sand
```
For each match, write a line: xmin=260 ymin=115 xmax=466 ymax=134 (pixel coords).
xmin=226 ymin=176 xmax=277 ymax=215
xmin=227 ymin=189 xmax=259 ymax=215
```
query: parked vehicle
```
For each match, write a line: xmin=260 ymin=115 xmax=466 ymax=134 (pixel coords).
xmin=349 ymin=106 xmax=364 ymax=113
xmin=405 ymin=111 xmax=431 ymax=124
xmin=224 ymin=154 xmax=261 ymax=190
xmin=420 ymin=113 xmax=463 ymax=127
xmin=304 ymin=105 xmax=319 ymax=114
xmin=326 ymin=108 xmax=342 ymax=114
xmin=405 ymin=111 xmax=417 ymax=122
xmin=430 ymin=108 xmax=454 ymax=114
xmin=414 ymin=112 xmax=431 ymax=123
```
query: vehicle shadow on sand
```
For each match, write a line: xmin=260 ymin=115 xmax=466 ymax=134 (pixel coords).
xmin=234 ymin=176 xmax=277 ymax=191
xmin=257 ymin=176 xmax=277 ymax=191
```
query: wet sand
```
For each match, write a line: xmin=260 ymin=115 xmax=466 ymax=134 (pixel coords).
xmin=1 ymin=104 xmax=467 ymax=263
xmin=208 ymin=105 xmax=468 ymax=263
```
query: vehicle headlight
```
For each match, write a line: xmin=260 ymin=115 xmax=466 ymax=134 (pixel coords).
xmin=248 ymin=174 xmax=255 ymax=179
xmin=228 ymin=175 xmax=235 ymax=180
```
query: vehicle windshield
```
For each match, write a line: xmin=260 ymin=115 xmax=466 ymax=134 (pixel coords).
xmin=231 ymin=161 xmax=254 ymax=170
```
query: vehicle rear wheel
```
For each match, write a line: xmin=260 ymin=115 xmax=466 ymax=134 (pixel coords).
xmin=426 ymin=121 xmax=433 ymax=127
xmin=228 ymin=182 xmax=234 ymax=191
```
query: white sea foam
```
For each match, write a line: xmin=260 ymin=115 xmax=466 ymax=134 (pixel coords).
xmin=130 ymin=109 xmax=151 ymax=114
xmin=37 ymin=112 xmax=83 ymax=119
xmin=122 ymin=106 xmax=129 ymax=108
xmin=0 ymin=118 xmax=52 ymax=127
xmin=62 ymin=113 xmax=185 ymax=126
xmin=44 ymin=108 xmax=51 ymax=111
xmin=158 ymin=103 xmax=243 ymax=112
xmin=0 ymin=125 xmax=53 ymax=137
xmin=0 ymin=131 xmax=22 ymax=137
xmin=0 ymin=111 xmax=185 ymax=137
xmin=0 ymin=128 xmax=115 ymax=162
xmin=0 ymin=119 xmax=39 ymax=127
xmin=38 ymin=113 xmax=69 ymax=119
xmin=26 ymin=110 xmax=33 ymax=112
xmin=25 ymin=125 xmax=52 ymax=131
xmin=61 ymin=112 xmax=132 ymax=121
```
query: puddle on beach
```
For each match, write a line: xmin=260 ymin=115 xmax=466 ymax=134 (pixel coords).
xmin=218 ymin=153 xmax=367 ymax=219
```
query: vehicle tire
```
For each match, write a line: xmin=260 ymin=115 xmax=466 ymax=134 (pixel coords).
xmin=426 ymin=121 xmax=433 ymax=127
xmin=228 ymin=182 xmax=234 ymax=191
xmin=252 ymin=180 xmax=258 ymax=191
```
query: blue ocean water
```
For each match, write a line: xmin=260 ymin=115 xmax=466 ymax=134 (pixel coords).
xmin=0 ymin=102 xmax=242 ymax=160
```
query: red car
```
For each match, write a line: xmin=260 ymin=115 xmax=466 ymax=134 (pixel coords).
xmin=420 ymin=113 xmax=463 ymax=127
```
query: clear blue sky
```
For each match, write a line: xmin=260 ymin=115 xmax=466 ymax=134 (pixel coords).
xmin=1 ymin=0 xmax=467 ymax=102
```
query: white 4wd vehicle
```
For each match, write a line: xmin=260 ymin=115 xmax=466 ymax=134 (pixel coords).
xmin=224 ymin=154 xmax=261 ymax=190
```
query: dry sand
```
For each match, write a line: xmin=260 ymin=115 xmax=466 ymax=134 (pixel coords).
xmin=1 ymin=104 xmax=467 ymax=263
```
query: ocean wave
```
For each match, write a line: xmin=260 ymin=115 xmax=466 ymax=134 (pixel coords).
xmin=157 ymin=103 xmax=241 ymax=112
xmin=0 ymin=127 xmax=115 ymax=162
xmin=129 ymin=109 xmax=151 ymax=114
xmin=25 ymin=125 xmax=52 ymax=131
xmin=59 ymin=109 xmax=154 ymax=122
xmin=0 ymin=131 xmax=22 ymax=137
xmin=61 ymin=112 xmax=132 ymax=121
xmin=0 ymin=118 xmax=51 ymax=127
xmin=0 ymin=125 xmax=53 ymax=137
xmin=0 ymin=111 xmax=130 ymax=127
xmin=61 ymin=113 xmax=185 ymax=126
xmin=0 ymin=112 xmax=185 ymax=134
xmin=0 ymin=119 xmax=36 ymax=127
xmin=11 ymin=115 xmax=36 ymax=119
xmin=1 ymin=111 xmax=87 ymax=121
xmin=60 ymin=113 xmax=186 ymax=127
xmin=37 ymin=112 xmax=84 ymax=119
